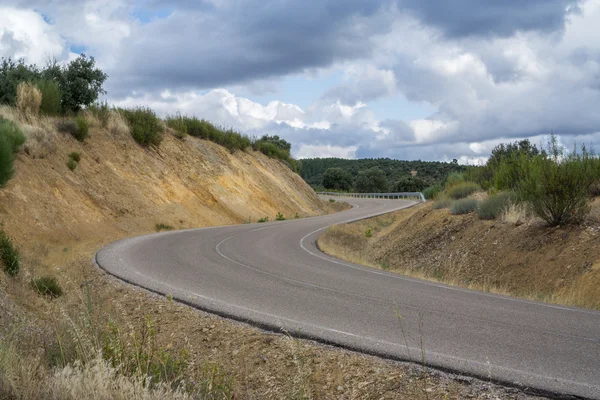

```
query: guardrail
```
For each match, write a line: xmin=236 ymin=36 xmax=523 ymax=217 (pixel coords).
xmin=316 ymin=191 xmax=426 ymax=203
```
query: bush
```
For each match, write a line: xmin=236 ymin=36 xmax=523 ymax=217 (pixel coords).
xmin=0 ymin=134 xmax=14 ymax=187
xmin=477 ymin=192 xmax=517 ymax=220
xmin=155 ymin=223 xmax=173 ymax=232
xmin=0 ymin=119 xmax=25 ymax=153
xmin=433 ymin=198 xmax=452 ymax=209
xmin=66 ymin=157 xmax=78 ymax=170
xmin=57 ymin=119 xmax=78 ymax=136
xmin=31 ymin=276 xmax=63 ymax=298
xmin=69 ymin=152 xmax=81 ymax=162
xmin=451 ymin=199 xmax=479 ymax=215
xmin=0 ymin=229 xmax=19 ymax=276
xmin=365 ymin=228 xmax=373 ymax=238
xmin=517 ymin=138 xmax=598 ymax=226
xmin=257 ymin=217 xmax=269 ymax=223
xmin=275 ymin=212 xmax=286 ymax=221
xmin=16 ymin=82 xmax=41 ymax=115
xmin=165 ymin=113 xmax=188 ymax=137
xmin=120 ymin=107 xmax=164 ymax=147
xmin=422 ymin=185 xmax=441 ymax=200
xmin=329 ymin=198 xmax=336 ymax=202
xmin=74 ymin=115 xmax=89 ymax=142
xmin=37 ymin=79 xmax=62 ymax=115
xmin=183 ymin=117 xmax=206 ymax=138
xmin=444 ymin=172 xmax=465 ymax=188
xmin=446 ymin=182 xmax=480 ymax=199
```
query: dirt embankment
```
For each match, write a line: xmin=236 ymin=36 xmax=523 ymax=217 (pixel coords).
xmin=318 ymin=200 xmax=600 ymax=310
xmin=0 ymin=115 xmax=547 ymax=399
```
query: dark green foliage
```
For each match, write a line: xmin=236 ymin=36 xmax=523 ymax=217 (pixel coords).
xmin=275 ymin=212 xmax=286 ymax=221
xmin=69 ymin=152 xmax=81 ymax=162
xmin=31 ymin=276 xmax=63 ymax=298
xmin=0 ymin=229 xmax=19 ymax=276
xmin=446 ymin=182 xmax=480 ymax=199
xmin=59 ymin=55 xmax=108 ymax=113
xmin=37 ymin=79 xmax=62 ymax=115
xmin=355 ymin=167 xmax=388 ymax=193
xmin=517 ymin=137 xmax=599 ymax=226
xmin=73 ymin=115 xmax=89 ymax=142
xmin=253 ymin=135 xmax=298 ymax=171
xmin=451 ymin=199 xmax=479 ymax=215
xmin=395 ymin=176 xmax=428 ymax=192
xmin=155 ymin=223 xmax=174 ymax=232
xmin=254 ymin=135 xmax=291 ymax=153
xmin=422 ymin=185 xmax=441 ymax=200
xmin=165 ymin=113 xmax=188 ymax=137
xmin=257 ymin=217 xmax=269 ymax=223
xmin=120 ymin=107 xmax=164 ymax=147
xmin=0 ymin=119 xmax=25 ymax=153
xmin=0 ymin=58 xmax=40 ymax=106
xmin=329 ymin=198 xmax=336 ymax=202
xmin=300 ymin=158 xmax=465 ymax=190
xmin=66 ymin=158 xmax=78 ymax=171
xmin=477 ymin=192 xmax=517 ymax=220
xmin=322 ymin=167 xmax=353 ymax=191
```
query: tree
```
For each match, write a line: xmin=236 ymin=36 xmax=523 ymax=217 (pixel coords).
xmin=355 ymin=167 xmax=388 ymax=193
xmin=254 ymin=135 xmax=291 ymax=153
xmin=0 ymin=58 xmax=40 ymax=106
xmin=59 ymin=54 xmax=108 ymax=113
xmin=322 ymin=167 xmax=353 ymax=191
xmin=395 ymin=176 xmax=428 ymax=192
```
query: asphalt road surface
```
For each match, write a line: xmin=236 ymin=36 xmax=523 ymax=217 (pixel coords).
xmin=96 ymin=197 xmax=600 ymax=399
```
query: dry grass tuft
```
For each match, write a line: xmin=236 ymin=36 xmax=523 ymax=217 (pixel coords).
xmin=107 ymin=110 xmax=130 ymax=138
xmin=501 ymin=202 xmax=535 ymax=226
xmin=0 ymin=105 xmax=59 ymax=158
xmin=16 ymin=82 xmax=42 ymax=117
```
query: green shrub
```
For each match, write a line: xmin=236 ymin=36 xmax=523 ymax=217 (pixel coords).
xmin=477 ymin=192 xmax=517 ymax=220
xmin=165 ymin=113 xmax=188 ymax=137
xmin=446 ymin=182 xmax=480 ymax=199
xmin=517 ymin=138 xmax=598 ymax=226
xmin=74 ymin=115 xmax=89 ymax=142
xmin=66 ymin=158 xmax=78 ymax=170
xmin=183 ymin=117 xmax=206 ymax=138
xmin=57 ymin=119 xmax=78 ymax=136
xmin=0 ymin=229 xmax=19 ymax=276
xmin=422 ymin=185 xmax=441 ymax=200
xmin=37 ymin=79 xmax=62 ymax=115
xmin=0 ymin=135 xmax=14 ymax=187
xmin=329 ymin=198 xmax=336 ymax=203
xmin=450 ymin=199 xmax=479 ymax=215
xmin=69 ymin=152 xmax=81 ymax=162
xmin=365 ymin=228 xmax=373 ymax=238
xmin=433 ymin=198 xmax=452 ymax=209
xmin=31 ymin=276 xmax=63 ymax=298
xmin=120 ymin=107 xmax=164 ymax=147
xmin=444 ymin=172 xmax=465 ymax=188
xmin=155 ymin=223 xmax=173 ymax=232
xmin=379 ymin=260 xmax=390 ymax=270
xmin=0 ymin=118 xmax=25 ymax=153
xmin=257 ymin=217 xmax=269 ymax=223
xmin=275 ymin=212 xmax=286 ymax=221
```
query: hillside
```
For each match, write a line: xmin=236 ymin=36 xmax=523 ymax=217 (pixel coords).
xmin=300 ymin=157 xmax=466 ymax=190
xmin=318 ymin=199 xmax=600 ymax=310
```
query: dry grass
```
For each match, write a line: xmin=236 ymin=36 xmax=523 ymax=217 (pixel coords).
xmin=501 ymin=202 xmax=535 ymax=226
xmin=0 ymin=105 xmax=58 ymax=158
xmin=107 ymin=110 xmax=130 ymax=138
xmin=16 ymin=82 xmax=41 ymax=117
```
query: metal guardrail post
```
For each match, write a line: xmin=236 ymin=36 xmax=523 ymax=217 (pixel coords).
xmin=316 ymin=192 xmax=426 ymax=203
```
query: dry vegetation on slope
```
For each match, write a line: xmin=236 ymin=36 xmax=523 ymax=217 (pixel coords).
xmin=318 ymin=199 xmax=600 ymax=310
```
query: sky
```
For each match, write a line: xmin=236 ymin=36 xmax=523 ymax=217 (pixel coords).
xmin=1 ymin=0 xmax=599 ymax=163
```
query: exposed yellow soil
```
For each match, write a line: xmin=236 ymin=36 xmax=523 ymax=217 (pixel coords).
xmin=0 ymin=116 xmax=547 ymax=399
xmin=318 ymin=199 xmax=600 ymax=310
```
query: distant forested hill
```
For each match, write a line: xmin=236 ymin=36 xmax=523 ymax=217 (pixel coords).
xmin=299 ymin=158 xmax=466 ymax=191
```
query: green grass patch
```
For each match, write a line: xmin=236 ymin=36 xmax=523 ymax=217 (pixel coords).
xmin=0 ymin=229 xmax=19 ymax=276
xmin=257 ymin=217 xmax=269 ymax=223
xmin=31 ymin=276 xmax=63 ymax=298
xmin=155 ymin=223 xmax=174 ymax=232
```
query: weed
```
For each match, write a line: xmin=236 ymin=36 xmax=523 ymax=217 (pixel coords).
xmin=275 ymin=212 xmax=286 ymax=221
xmin=365 ymin=228 xmax=373 ymax=238
xmin=433 ymin=199 xmax=451 ymax=209
xmin=69 ymin=152 xmax=81 ymax=162
xmin=74 ymin=115 xmax=89 ymax=142
xmin=257 ymin=217 xmax=269 ymax=223
xmin=86 ymin=102 xmax=111 ymax=127
xmin=450 ymin=199 xmax=478 ymax=215
xmin=165 ymin=113 xmax=188 ymax=138
xmin=0 ymin=118 xmax=25 ymax=153
xmin=422 ymin=185 xmax=441 ymax=200
xmin=37 ymin=79 xmax=62 ymax=115
xmin=477 ymin=192 xmax=517 ymax=220
xmin=31 ymin=276 xmax=63 ymax=298
xmin=155 ymin=223 xmax=174 ymax=232
xmin=66 ymin=157 xmax=78 ymax=171
xmin=446 ymin=182 xmax=480 ymax=200
xmin=329 ymin=198 xmax=336 ymax=203
xmin=0 ymin=229 xmax=19 ymax=276
xmin=57 ymin=119 xmax=78 ymax=136
xmin=379 ymin=260 xmax=390 ymax=270
xmin=295 ymin=213 xmax=300 ymax=219
xmin=166 ymin=293 xmax=173 ymax=302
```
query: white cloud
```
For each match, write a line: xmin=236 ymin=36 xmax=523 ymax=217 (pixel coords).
xmin=295 ymin=144 xmax=357 ymax=159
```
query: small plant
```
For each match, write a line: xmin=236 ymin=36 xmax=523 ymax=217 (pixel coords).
xmin=0 ymin=229 xmax=19 ymax=276
xmin=433 ymin=198 xmax=452 ymax=209
xmin=16 ymin=82 xmax=41 ymax=115
xmin=422 ymin=185 xmax=441 ymax=200
xmin=69 ymin=152 xmax=81 ymax=162
xmin=165 ymin=112 xmax=188 ymax=138
xmin=450 ymin=199 xmax=479 ymax=215
xmin=74 ymin=115 xmax=89 ymax=142
xmin=86 ymin=101 xmax=110 ymax=126
xmin=379 ymin=260 xmax=390 ymax=270
xmin=257 ymin=217 xmax=269 ymax=223
xmin=119 ymin=107 xmax=164 ymax=147
xmin=477 ymin=191 xmax=517 ymax=220
xmin=0 ymin=135 xmax=15 ymax=187
xmin=57 ymin=119 xmax=78 ymax=136
xmin=275 ymin=212 xmax=286 ymax=221
xmin=31 ymin=276 xmax=63 ymax=298
xmin=329 ymin=198 xmax=336 ymax=202
xmin=446 ymin=182 xmax=480 ymax=200
xmin=66 ymin=157 xmax=78 ymax=170
xmin=365 ymin=228 xmax=373 ymax=238
xmin=166 ymin=293 xmax=173 ymax=302
xmin=155 ymin=223 xmax=174 ymax=232
xmin=37 ymin=79 xmax=62 ymax=115
xmin=0 ymin=119 xmax=26 ymax=153
xmin=294 ymin=212 xmax=300 ymax=219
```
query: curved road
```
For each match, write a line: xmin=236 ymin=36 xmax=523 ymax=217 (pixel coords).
xmin=96 ymin=198 xmax=600 ymax=399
